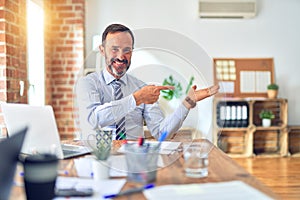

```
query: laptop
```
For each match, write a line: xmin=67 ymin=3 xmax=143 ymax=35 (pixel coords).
xmin=0 ymin=127 xmax=27 ymax=200
xmin=1 ymin=103 xmax=91 ymax=159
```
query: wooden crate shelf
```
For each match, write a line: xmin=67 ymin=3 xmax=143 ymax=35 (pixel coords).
xmin=213 ymin=98 xmax=288 ymax=157
xmin=254 ymin=130 xmax=280 ymax=155
xmin=253 ymin=99 xmax=288 ymax=127
xmin=218 ymin=130 xmax=246 ymax=153
xmin=288 ymin=126 xmax=300 ymax=157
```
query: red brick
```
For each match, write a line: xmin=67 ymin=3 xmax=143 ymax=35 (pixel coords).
xmin=0 ymin=10 xmax=4 ymax=19
xmin=0 ymin=91 xmax=7 ymax=101
xmin=5 ymin=11 xmax=15 ymax=23
xmin=56 ymin=5 xmax=73 ymax=11
xmin=56 ymin=46 xmax=73 ymax=52
xmin=0 ymin=33 xmax=5 ymax=42
xmin=0 ymin=0 xmax=5 ymax=7
xmin=72 ymin=0 xmax=84 ymax=4
xmin=0 ymin=45 xmax=5 ymax=53
xmin=10 ymin=24 xmax=19 ymax=35
xmin=0 ymin=80 xmax=6 ymax=89
xmin=65 ymin=19 xmax=83 ymax=24
xmin=6 ymin=1 xmax=18 ymax=13
xmin=51 ymin=0 xmax=67 ymax=4
xmin=0 ymin=22 xmax=5 ymax=31
xmin=57 ymin=87 xmax=72 ymax=92
xmin=59 ymin=12 xmax=76 ymax=18
xmin=0 ymin=57 xmax=6 ymax=65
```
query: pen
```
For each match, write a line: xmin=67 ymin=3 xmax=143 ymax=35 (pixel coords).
xmin=158 ymin=131 xmax=168 ymax=143
xmin=103 ymin=183 xmax=155 ymax=199
xmin=154 ymin=131 xmax=168 ymax=151
xmin=57 ymin=170 xmax=69 ymax=176
xmin=138 ymin=137 xmax=144 ymax=146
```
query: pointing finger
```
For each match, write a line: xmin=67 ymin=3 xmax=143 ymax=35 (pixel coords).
xmin=156 ymin=85 xmax=175 ymax=91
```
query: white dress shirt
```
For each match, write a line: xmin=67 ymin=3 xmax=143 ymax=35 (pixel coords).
xmin=76 ymin=68 xmax=189 ymax=140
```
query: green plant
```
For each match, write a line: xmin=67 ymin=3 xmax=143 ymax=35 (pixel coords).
xmin=259 ymin=110 xmax=275 ymax=119
xmin=185 ymin=76 xmax=194 ymax=94
xmin=267 ymin=83 xmax=279 ymax=90
xmin=161 ymin=75 xmax=183 ymax=100
xmin=161 ymin=75 xmax=194 ymax=100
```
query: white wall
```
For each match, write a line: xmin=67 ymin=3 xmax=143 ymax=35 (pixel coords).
xmin=85 ymin=0 xmax=300 ymax=126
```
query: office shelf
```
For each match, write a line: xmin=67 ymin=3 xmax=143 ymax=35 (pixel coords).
xmin=213 ymin=97 xmax=288 ymax=157
xmin=288 ymin=126 xmax=300 ymax=157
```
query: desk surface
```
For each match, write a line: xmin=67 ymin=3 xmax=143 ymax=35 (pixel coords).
xmin=10 ymin=136 xmax=278 ymax=199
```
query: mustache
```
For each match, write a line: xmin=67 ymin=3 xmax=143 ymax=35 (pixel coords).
xmin=110 ymin=58 xmax=128 ymax=65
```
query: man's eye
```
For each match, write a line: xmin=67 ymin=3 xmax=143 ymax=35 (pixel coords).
xmin=112 ymin=48 xmax=119 ymax=52
xmin=123 ymin=50 xmax=130 ymax=54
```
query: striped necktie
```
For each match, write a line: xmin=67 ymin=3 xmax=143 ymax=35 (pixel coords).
xmin=111 ymin=80 xmax=126 ymax=140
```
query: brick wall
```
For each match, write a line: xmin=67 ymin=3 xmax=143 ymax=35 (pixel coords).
xmin=0 ymin=0 xmax=85 ymax=139
xmin=44 ymin=0 xmax=85 ymax=139
xmin=0 ymin=0 xmax=27 ymax=137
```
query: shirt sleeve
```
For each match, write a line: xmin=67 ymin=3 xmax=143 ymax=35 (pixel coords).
xmin=144 ymin=101 xmax=189 ymax=139
xmin=75 ymin=76 xmax=136 ymax=131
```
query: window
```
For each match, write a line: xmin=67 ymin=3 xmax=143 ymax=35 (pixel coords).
xmin=27 ymin=0 xmax=45 ymax=105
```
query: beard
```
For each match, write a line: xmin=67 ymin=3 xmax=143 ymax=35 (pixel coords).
xmin=107 ymin=58 xmax=130 ymax=78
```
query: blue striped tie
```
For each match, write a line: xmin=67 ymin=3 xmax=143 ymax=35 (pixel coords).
xmin=112 ymin=80 xmax=126 ymax=140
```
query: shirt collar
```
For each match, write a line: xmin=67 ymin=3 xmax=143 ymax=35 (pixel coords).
xmin=103 ymin=67 xmax=128 ymax=85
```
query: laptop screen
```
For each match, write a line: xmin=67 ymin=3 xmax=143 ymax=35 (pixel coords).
xmin=0 ymin=127 xmax=27 ymax=200
xmin=1 ymin=103 xmax=64 ymax=158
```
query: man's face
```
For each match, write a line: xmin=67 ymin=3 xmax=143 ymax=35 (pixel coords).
xmin=100 ymin=32 xmax=133 ymax=79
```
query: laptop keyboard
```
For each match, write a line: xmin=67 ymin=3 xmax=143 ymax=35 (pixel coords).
xmin=62 ymin=149 xmax=79 ymax=157
xmin=61 ymin=144 xmax=91 ymax=158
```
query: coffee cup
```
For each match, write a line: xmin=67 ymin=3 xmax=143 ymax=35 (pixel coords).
xmin=23 ymin=153 xmax=58 ymax=200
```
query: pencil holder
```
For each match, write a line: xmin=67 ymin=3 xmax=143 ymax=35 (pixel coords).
xmin=124 ymin=143 xmax=159 ymax=184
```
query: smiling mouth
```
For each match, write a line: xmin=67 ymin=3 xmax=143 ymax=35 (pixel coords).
xmin=113 ymin=60 xmax=125 ymax=66
xmin=111 ymin=58 xmax=128 ymax=65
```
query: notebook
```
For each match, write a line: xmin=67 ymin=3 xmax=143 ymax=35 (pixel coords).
xmin=1 ymin=103 xmax=91 ymax=159
xmin=0 ymin=127 xmax=27 ymax=200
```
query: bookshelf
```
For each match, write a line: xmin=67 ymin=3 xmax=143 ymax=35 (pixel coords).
xmin=213 ymin=98 xmax=288 ymax=157
xmin=288 ymin=126 xmax=300 ymax=157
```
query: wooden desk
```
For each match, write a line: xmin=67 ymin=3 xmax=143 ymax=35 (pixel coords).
xmin=10 ymin=139 xmax=278 ymax=199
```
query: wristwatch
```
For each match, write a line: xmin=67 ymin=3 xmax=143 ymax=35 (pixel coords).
xmin=185 ymin=96 xmax=196 ymax=108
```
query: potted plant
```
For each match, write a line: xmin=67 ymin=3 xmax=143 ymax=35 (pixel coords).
xmin=267 ymin=83 xmax=279 ymax=99
xmin=259 ymin=110 xmax=275 ymax=127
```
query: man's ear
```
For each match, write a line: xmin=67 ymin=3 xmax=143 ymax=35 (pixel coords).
xmin=99 ymin=45 xmax=105 ymax=56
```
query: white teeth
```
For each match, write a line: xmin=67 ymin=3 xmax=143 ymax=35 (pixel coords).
xmin=115 ymin=61 xmax=124 ymax=65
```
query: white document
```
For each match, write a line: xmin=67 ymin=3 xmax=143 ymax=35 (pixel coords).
xmin=256 ymin=71 xmax=271 ymax=92
xmin=109 ymin=155 xmax=128 ymax=177
xmin=109 ymin=154 xmax=164 ymax=177
xmin=54 ymin=177 xmax=126 ymax=200
xmin=118 ymin=141 xmax=181 ymax=155
xmin=143 ymin=181 xmax=273 ymax=200
xmin=219 ymin=81 xmax=235 ymax=93
xmin=240 ymin=71 xmax=256 ymax=93
xmin=240 ymin=71 xmax=271 ymax=93
xmin=74 ymin=156 xmax=93 ymax=178
xmin=74 ymin=155 xmax=164 ymax=178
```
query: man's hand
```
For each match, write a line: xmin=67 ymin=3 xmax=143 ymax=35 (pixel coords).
xmin=183 ymin=84 xmax=220 ymax=109
xmin=133 ymin=85 xmax=175 ymax=105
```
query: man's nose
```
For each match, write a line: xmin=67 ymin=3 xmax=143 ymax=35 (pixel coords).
xmin=116 ymin=51 xmax=126 ymax=60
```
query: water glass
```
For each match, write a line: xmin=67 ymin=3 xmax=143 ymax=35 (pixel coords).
xmin=183 ymin=142 xmax=210 ymax=178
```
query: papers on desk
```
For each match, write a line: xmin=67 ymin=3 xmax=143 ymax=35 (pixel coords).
xmin=74 ymin=155 xmax=165 ymax=178
xmin=74 ymin=157 xmax=93 ymax=178
xmin=118 ymin=141 xmax=182 ymax=155
xmin=109 ymin=154 xmax=164 ymax=177
xmin=54 ymin=177 xmax=126 ymax=200
xmin=143 ymin=181 xmax=273 ymax=200
xmin=73 ymin=142 xmax=180 ymax=179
